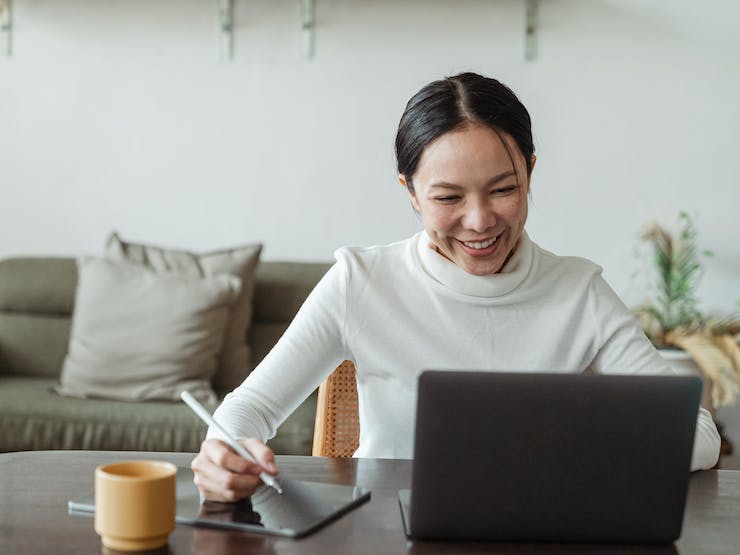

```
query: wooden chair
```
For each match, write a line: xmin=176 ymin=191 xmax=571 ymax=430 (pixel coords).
xmin=312 ymin=360 xmax=360 ymax=457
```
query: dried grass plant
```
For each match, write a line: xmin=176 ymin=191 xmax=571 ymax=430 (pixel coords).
xmin=634 ymin=212 xmax=740 ymax=408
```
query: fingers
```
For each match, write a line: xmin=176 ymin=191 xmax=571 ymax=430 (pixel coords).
xmin=209 ymin=438 xmax=264 ymax=475
xmin=240 ymin=438 xmax=278 ymax=476
xmin=191 ymin=438 xmax=270 ymax=502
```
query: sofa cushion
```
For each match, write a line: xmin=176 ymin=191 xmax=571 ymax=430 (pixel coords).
xmin=253 ymin=262 xmax=332 ymax=323
xmin=105 ymin=233 xmax=262 ymax=392
xmin=0 ymin=257 xmax=77 ymax=314
xmin=0 ymin=376 xmax=317 ymax=454
xmin=0 ymin=313 xmax=71 ymax=378
xmin=56 ymin=257 xmax=240 ymax=403
xmin=0 ymin=377 xmax=210 ymax=452
xmin=0 ymin=258 xmax=77 ymax=378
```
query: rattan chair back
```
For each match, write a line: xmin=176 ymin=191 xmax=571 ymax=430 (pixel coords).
xmin=312 ymin=360 xmax=360 ymax=457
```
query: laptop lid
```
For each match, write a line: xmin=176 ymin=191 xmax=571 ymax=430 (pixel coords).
xmin=401 ymin=371 xmax=701 ymax=543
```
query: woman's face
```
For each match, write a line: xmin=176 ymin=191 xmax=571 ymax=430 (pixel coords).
xmin=403 ymin=124 xmax=534 ymax=276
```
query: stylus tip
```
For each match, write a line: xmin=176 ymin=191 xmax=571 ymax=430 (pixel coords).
xmin=267 ymin=477 xmax=283 ymax=494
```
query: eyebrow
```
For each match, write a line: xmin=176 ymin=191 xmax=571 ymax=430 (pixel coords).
xmin=428 ymin=170 xmax=517 ymax=189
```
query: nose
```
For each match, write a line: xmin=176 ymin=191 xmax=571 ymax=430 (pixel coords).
xmin=462 ymin=197 xmax=496 ymax=233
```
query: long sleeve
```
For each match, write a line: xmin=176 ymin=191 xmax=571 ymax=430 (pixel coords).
xmin=207 ymin=257 xmax=349 ymax=443
xmin=206 ymin=232 xmax=723 ymax=465
xmin=587 ymin=274 xmax=720 ymax=471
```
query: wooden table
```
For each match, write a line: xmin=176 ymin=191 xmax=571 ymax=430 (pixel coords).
xmin=1 ymin=451 xmax=738 ymax=554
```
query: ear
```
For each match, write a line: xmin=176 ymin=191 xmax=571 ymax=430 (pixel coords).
xmin=400 ymin=174 xmax=422 ymax=212
xmin=525 ymin=155 xmax=537 ymax=194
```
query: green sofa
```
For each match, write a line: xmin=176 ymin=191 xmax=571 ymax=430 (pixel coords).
xmin=0 ymin=257 xmax=331 ymax=454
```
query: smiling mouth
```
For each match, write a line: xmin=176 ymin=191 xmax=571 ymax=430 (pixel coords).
xmin=459 ymin=232 xmax=502 ymax=251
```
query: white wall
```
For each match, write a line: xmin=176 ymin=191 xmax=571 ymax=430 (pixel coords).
xmin=1 ymin=0 xmax=738 ymax=313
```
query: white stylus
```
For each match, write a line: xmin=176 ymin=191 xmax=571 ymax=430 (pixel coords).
xmin=180 ymin=391 xmax=283 ymax=495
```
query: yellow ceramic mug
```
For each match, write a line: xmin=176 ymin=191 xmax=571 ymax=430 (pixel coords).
xmin=94 ymin=460 xmax=177 ymax=551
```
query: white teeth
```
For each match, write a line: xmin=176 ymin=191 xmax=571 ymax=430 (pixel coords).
xmin=462 ymin=236 xmax=497 ymax=249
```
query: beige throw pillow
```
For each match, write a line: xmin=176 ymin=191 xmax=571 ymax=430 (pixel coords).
xmin=57 ymin=257 xmax=241 ymax=402
xmin=104 ymin=233 xmax=262 ymax=393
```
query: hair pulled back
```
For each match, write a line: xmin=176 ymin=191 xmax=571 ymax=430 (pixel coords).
xmin=395 ymin=72 xmax=534 ymax=192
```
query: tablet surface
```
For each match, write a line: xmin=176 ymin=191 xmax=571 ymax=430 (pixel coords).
xmin=69 ymin=466 xmax=371 ymax=538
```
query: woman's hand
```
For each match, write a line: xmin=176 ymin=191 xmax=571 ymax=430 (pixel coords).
xmin=191 ymin=437 xmax=278 ymax=502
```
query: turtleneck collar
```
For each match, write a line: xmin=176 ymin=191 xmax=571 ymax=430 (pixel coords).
xmin=415 ymin=230 xmax=535 ymax=298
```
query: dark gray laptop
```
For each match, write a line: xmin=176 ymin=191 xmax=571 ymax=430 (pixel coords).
xmin=399 ymin=371 xmax=701 ymax=544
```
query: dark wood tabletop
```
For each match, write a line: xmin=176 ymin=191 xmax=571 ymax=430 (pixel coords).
xmin=1 ymin=450 xmax=738 ymax=554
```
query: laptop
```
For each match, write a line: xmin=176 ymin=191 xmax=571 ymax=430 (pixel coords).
xmin=398 ymin=371 xmax=701 ymax=544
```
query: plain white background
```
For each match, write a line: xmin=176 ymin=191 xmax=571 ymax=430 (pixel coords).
xmin=0 ymin=0 xmax=738 ymax=313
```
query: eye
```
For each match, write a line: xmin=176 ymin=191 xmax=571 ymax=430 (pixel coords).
xmin=433 ymin=195 xmax=461 ymax=203
xmin=491 ymin=185 xmax=518 ymax=196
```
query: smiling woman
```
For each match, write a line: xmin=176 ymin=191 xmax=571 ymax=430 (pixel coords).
xmin=396 ymin=73 xmax=535 ymax=276
xmin=191 ymin=72 xmax=721 ymax=503
xmin=405 ymin=126 xmax=530 ymax=276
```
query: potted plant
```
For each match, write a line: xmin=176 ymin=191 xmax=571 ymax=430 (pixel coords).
xmin=634 ymin=212 xmax=740 ymax=414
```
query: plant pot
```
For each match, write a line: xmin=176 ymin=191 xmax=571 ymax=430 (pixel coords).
xmin=657 ymin=348 xmax=714 ymax=416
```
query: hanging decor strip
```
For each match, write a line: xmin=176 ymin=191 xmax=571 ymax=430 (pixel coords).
xmin=301 ymin=0 xmax=315 ymax=59
xmin=524 ymin=0 xmax=540 ymax=61
xmin=220 ymin=0 xmax=234 ymax=60
xmin=1 ymin=0 xmax=11 ymax=57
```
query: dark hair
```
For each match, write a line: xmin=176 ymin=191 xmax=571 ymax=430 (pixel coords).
xmin=395 ymin=72 xmax=534 ymax=192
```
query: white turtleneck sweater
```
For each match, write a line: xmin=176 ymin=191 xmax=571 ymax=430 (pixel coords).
xmin=211 ymin=231 xmax=720 ymax=470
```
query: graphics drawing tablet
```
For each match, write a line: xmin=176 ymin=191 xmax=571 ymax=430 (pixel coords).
xmin=68 ymin=466 xmax=371 ymax=538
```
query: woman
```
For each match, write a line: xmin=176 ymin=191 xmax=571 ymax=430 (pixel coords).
xmin=192 ymin=73 xmax=721 ymax=501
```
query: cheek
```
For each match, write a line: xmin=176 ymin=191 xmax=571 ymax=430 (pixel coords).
xmin=420 ymin=205 xmax=457 ymax=235
xmin=501 ymin=195 xmax=527 ymax=223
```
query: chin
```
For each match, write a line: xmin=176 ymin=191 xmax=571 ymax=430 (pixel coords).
xmin=460 ymin=260 xmax=504 ymax=276
xmin=448 ymin=242 xmax=509 ymax=277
